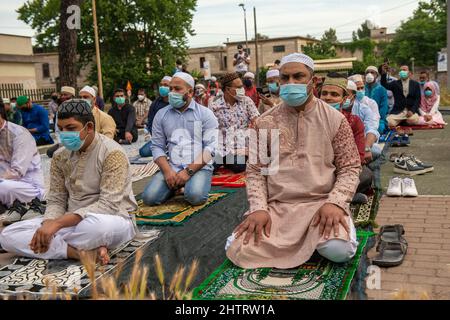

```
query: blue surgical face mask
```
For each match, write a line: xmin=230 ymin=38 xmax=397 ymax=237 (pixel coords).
xmin=420 ymin=81 xmax=426 ymax=86
xmin=169 ymin=92 xmax=187 ymax=109
xmin=115 ymin=97 xmax=126 ymax=105
xmin=342 ymin=98 xmax=352 ymax=110
xmin=268 ymin=82 xmax=279 ymax=94
xmin=356 ymin=91 xmax=365 ymax=101
xmin=58 ymin=124 xmax=89 ymax=152
xmin=424 ymin=90 xmax=433 ymax=97
xmin=280 ymin=82 xmax=311 ymax=107
xmin=399 ymin=70 xmax=409 ymax=79
xmin=159 ymin=86 xmax=170 ymax=97
xmin=82 ymin=99 xmax=92 ymax=107
xmin=330 ymin=102 xmax=341 ymax=110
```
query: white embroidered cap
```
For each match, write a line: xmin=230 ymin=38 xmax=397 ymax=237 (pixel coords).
xmin=79 ymin=85 xmax=96 ymax=98
xmin=162 ymin=76 xmax=173 ymax=83
xmin=280 ymin=53 xmax=314 ymax=70
xmin=172 ymin=72 xmax=195 ymax=88
xmin=266 ymin=69 xmax=280 ymax=79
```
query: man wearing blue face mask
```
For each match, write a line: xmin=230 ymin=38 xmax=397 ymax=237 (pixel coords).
xmin=226 ymin=53 xmax=362 ymax=269
xmin=259 ymin=69 xmax=282 ymax=114
xmin=0 ymin=99 xmax=138 ymax=266
xmin=108 ymin=88 xmax=138 ymax=144
xmin=138 ymin=76 xmax=173 ymax=158
xmin=142 ymin=72 xmax=218 ymax=206
xmin=381 ymin=64 xmax=421 ymax=128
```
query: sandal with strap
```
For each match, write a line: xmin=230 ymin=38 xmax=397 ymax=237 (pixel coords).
xmin=372 ymin=241 xmax=408 ymax=267
xmin=376 ymin=225 xmax=407 ymax=252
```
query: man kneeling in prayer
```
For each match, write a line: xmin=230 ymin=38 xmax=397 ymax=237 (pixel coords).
xmin=226 ymin=53 xmax=362 ymax=269
xmin=0 ymin=99 xmax=137 ymax=265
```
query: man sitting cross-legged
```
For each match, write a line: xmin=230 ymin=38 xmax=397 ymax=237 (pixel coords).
xmin=0 ymin=100 xmax=137 ymax=265
xmin=142 ymin=72 xmax=219 ymax=206
xmin=226 ymin=53 xmax=362 ymax=269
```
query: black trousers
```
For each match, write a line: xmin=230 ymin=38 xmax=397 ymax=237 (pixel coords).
xmin=114 ymin=128 xmax=138 ymax=143
xmin=213 ymin=155 xmax=247 ymax=174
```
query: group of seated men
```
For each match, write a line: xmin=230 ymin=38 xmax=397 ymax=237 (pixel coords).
xmin=0 ymin=51 xmax=445 ymax=269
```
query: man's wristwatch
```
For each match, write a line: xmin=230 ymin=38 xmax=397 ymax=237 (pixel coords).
xmin=365 ymin=147 xmax=371 ymax=153
xmin=185 ymin=167 xmax=195 ymax=177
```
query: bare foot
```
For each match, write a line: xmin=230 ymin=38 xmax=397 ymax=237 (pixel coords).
xmin=97 ymin=246 xmax=110 ymax=266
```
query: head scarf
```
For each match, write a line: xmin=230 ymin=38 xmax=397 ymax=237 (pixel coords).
xmin=420 ymin=82 xmax=439 ymax=113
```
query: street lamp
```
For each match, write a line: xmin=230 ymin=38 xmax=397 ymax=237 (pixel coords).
xmin=239 ymin=3 xmax=249 ymax=53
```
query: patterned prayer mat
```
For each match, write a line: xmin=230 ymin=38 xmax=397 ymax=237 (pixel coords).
xmin=212 ymin=169 xmax=246 ymax=188
xmin=193 ymin=231 xmax=373 ymax=300
xmin=351 ymin=189 xmax=382 ymax=228
xmin=133 ymin=190 xmax=235 ymax=226
xmin=0 ymin=230 xmax=160 ymax=298
xmin=130 ymin=162 xmax=159 ymax=183
xmin=398 ymin=124 xmax=445 ymax=131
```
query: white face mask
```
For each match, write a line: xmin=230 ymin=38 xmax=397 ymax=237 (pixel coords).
xmin=365 ymin=73 xmax=375 ymax=84
xmin=138 ymin=95 xmax=145 ymax=101
xmin=235 ymin=88 xmax=246 ymax=101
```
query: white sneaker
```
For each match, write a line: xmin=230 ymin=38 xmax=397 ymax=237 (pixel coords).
xmin=402 ymin=177 xmax=418 ymax=197
xmin=387 ymin=177 xmax=403 ymax=197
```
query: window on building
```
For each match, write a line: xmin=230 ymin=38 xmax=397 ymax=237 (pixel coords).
xmin=273 ymin=45 xmax=286 ymax=53
xmin=223 ymin=56 xmax=228 ymax=69
xmin=200 ymin=57 xmax=206 ymax=69
xmin=42 ymin=63 xmax=50 ymax=78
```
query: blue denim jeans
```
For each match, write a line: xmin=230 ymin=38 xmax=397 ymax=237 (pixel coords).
xmin=139 ymin=141 xmax=153 ymax=158
xmin=142 ymin=170 xmax=213 ymax=206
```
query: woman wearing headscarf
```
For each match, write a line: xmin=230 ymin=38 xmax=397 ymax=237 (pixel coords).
xmin=418 ymin=82 xmax=447 ymax=126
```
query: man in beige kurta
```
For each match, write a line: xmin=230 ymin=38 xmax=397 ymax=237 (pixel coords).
xmin=0 ymin=100 xmax=137 ymax=265
xmin=226 ymin=53 xmax=362 ymax=269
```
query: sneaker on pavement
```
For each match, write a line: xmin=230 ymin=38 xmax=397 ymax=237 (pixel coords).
xmin=394 ymin=157 xmax=427 ymax=176
xmin=1 ymin=200 xmax=28 ymax=226
xmin=410 ymin=156 xmax=434 ymax=173
xmin=387 ymin=177 xmax=403 ymax=197
xmin=402 ymin=178 xmax=418 ymax=197
xmin=21 ymin=198 xmax=46 ymax=221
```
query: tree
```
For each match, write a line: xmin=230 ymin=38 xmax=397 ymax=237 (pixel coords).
xmin=18 ymin=0 xmax=197 ymax=99
xmin=59 ymin=0 xmax=81 ymax=89
xmin=383 ymin=0 xmax=446 ymax=67
xmin=303 ymin=28 xmax=337 ymax=60
xmin=352 ymin=20 xmax=375 ymax=41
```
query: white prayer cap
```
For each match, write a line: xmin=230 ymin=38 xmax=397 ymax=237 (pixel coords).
xmin=365 ymin=66 xmax=379 ymax=74
xmin=172 ymin=72 xmax=195 ymax=88
xmin=347 ymin=80 xmax=358 ymax=92
xmin=348 ymin=74 xmax=364 ymax=83
xmin=195 ymin=84 xmax=206 ymax=90
xmin=266 ymin=69 xmax=280 ymax=79
xmin=79 ymin=85 xmax=96 ymax=98
xmin=280 ymin=53 xmax=314 ymax=71
xmin=162 ymin=76 xmax=173 ymax=83
xmin=2 ymin=98 xmax=10 ymax=104
xmin=244 ymin=72 xmax=255 ymax=79
xmin=211 ymin=76 xmax=217 ymax=82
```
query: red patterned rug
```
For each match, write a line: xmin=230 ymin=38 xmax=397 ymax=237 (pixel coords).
xmin=212 ymin=168 xmax=246 ymax=188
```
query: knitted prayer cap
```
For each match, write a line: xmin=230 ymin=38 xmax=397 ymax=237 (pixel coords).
xmin=220 ymin=72 xmax=240 ymax=88
xmin=322 ymin=77 xmax=349 ymax=94
xmin=16 ymin=96 xmax=29 ymax=107
xmin=280 ymin=53 xmax=315 ymax=70
xmin=58 ymin=99 xmax=92 ymax=115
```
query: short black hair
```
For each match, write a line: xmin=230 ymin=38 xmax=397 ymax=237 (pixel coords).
xmin=237 ymin=44 xmax=243 ymax=49
xmin=176 ymin=59 xmax=182 ymax=65
xmin=0 ymin=100 xmax=7 ymax=120
xmin=58 ymin=112 xmax=96 ymax=130
xmin=274 ymin=59 xmax=281 ymax=65
xmin=114 ymin=88 xmax=125 ymax=95
xmin=138 ymin=88 xmax=146 ymax=93
xmin=11 ymin=97 xmax=17 ymax=102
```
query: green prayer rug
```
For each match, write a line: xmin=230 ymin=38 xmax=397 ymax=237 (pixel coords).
xmin=193 ymin=231 xmax=373 ymax=301
xmin=351 ymin=189 xmax=382 ymax=228
xmin=133 ymin=189 xmax=235 ymax=226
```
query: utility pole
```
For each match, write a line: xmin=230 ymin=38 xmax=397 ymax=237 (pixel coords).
xmin=239 ymin=3 xmax=249 ymax=53
xmin=92 ymin=0 xmax=103 ymax=98
xmin=254 ymin=7 xmax=259 ymax=86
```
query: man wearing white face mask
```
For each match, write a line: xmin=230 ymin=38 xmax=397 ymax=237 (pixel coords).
xmin=364 ymin=67 xmax=389 ymax=133
xmin=209 ymin=72 xmax=259 ymax=173
xmin=133 ymin=89 xmax=152 ymax=128
xmin=226 ymin=53 xmax=361 ymax=269
xmin=142 ymin=72 xmax=218 ymax=206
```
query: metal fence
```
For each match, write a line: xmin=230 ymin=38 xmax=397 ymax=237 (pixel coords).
xmin=0 ymin=83 xmax=56 ymax=101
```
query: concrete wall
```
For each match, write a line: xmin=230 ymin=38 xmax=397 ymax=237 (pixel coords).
xmin=0 ymin=34 xmax=33 ymax=56
xmin=0 ymin=62 xmax=37 ymax=88
xmin=335 ymin=46 xmax=364 ymax=61
xmin=187 ymin=47 xmax=226 ymax=76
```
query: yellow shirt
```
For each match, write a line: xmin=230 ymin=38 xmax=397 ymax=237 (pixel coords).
xmin=93 ymin=107 xmax=116 ymax=139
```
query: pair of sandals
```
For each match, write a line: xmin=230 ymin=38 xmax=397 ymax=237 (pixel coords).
xmin=372 ymin=225 xmax=408 ymax=267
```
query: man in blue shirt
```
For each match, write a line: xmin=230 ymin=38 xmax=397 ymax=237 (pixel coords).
xmin=364 ymin=66 xmax=389 ymax=134
xmin=142 ymin=72 xmax=218 ymax=206
xmin=138 ymin=76 xmax=172 ymax=158
xmin=17 ymin=96 xmax=54 ymax=146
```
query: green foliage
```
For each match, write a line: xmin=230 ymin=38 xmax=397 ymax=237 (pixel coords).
xmin=383 ymin=0 xmax=446 ymax=67
xmin=340 ymin=38 xmax=383 ymax=74
xmin=258 ymin=66 xmax=269 ymax=86
xmin=18 ymin=0 xmax=197 ymax=100
xmin=303 ymin=28 xmax=337 ymax=60
xmin=352 ymin=20 xmax=375 ymax=41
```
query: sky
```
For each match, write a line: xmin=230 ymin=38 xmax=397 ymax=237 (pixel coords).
xmin=0 ymin=0 xmax=425 ymax=48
